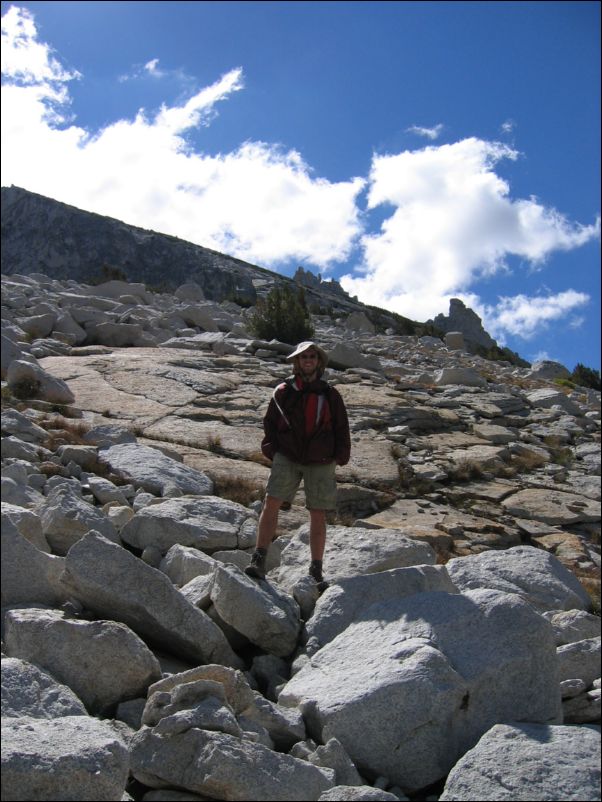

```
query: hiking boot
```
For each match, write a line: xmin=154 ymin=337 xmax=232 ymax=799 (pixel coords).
xmin=245 ymin=548 xmax=267 ymax=580
xmin=309 ymin=560 xmax=329 ymax=593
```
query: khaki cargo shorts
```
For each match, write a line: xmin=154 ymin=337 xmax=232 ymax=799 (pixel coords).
xmin=266 ymin=452 xmax=337 ymax=510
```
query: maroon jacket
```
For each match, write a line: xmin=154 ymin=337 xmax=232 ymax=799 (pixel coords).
xmin=261 ymin=377 xmax=351 ymax=466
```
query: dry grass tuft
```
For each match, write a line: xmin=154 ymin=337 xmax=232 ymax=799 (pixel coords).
xmin=36 ymin=414 xmax=92 ymax=451
xmin=447 ymin=459 xmax=487 ymax=483
xmin=247 ymin=450 xmax=272 ymax=467
xmin=579 ymin=577 xmax=601 ymax=617
xmin=509 ymin=450 xmax=548 ymax=473
xmin=8 ymin=377 xmax=41 ymax=400
xmin=211 ymin=475 xmax=265 ymax=507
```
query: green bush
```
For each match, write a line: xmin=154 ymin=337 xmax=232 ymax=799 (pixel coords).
xmin=89 ymin=264 xmax=129 ymax=285
xmin=10 ymin=377 xmax=41 ymax=400
xmin=249 ymin=284 xmax=314 ymax=344
xmin=554 ymin=377 xmax=577 ymax=390
xmin=570 ymin=363 xmax=601 ymax=391
xmin=476 ymin=344 xmax=530 ymax=368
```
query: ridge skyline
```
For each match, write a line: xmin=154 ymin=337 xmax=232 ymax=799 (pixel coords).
xmin=2 ymin=183 xmax=530 ymax=370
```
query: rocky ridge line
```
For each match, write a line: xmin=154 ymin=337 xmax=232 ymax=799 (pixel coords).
xmin=2 ymin=185 xmax=513 ymax=357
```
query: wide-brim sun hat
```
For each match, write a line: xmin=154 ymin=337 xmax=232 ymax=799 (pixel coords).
xmin=286 ymin=341 xmax=328 ymax=365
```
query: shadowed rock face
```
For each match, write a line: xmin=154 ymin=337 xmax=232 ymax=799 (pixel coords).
xmin=1 ymin=257 xmax=600 ymax=801
xmin=1 ymin=185 xmax=258 ymax=304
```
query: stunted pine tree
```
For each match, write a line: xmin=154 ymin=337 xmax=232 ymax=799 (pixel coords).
xmin=571 ymin=363 xmax=601 ymax=391
xmin=249 ymin=283 xmax=314 ymax=345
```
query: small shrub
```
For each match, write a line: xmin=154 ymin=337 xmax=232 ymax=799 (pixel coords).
xmin=10 ymin=378 xmax=41 ymax=400
xmin=543 ymin=436 xmax=574 ymax=467
xmin=394 ymin=462 xmax=436 ymax=496
xmin=477 ymin=344 xmax=530 ymax=368
xmin=212 ymin=476 xmax=264 ymax=507
xmin=396 ymin=461 xmax=414 ymax=487
xmin=37 ymin=415 xmax=91 ymax=451
xmin=248 ymin=284 xmax=314 ymax=345
xmin=570 ymin=363 xmax=601 ymax=391
xmin=89 ymin=264 xmax=128 ymax=285
xmin=554 ymin=377 xmax=577 ymax=390
xmin=390 ymin=443 xmax=408 ymax=460
xmin=38 ymin=461 xmax=68 ymax=478
xmin=206 ymin=435 xmax=223 ymax=453
xmin=146 ymin=282 xmax=172 ymax=294
xmin=227 ymin=293 xmax=254 ymax=309
xmin=579 ymin=577 xmax=601 ymax=616
xmin=551 ymin=447 xmax=574 ymax=467
xmin=543 ymin=435 xmax=565 ymax=449
xmin=332 ymin=510 xmax=357 ymax=527
xmin=48 ymin=404 xmax=70 ymax=415
xmin=447 ymin=459 xmax=487 ymax=483
xmin=40 ymin=413 xmax=89 ymax=435
xmin=248 ymin=450 xmax=272 ymax=466
xmin=510 ymin=450 xmax=548 ymax=474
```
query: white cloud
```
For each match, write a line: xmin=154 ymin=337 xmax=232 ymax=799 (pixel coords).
xmin=118 ymin=57 xmax=194 ymax=85
xmin=144 ymin=58 xmax=161 ymax=75
xmin=1 ymin=5 xmax=80 ymax=84
xmin=406 ymin=123 xmax=443 ymax=140
xmin=1 ymin=6 xmax=364 ymax=270
xmin=174 ymin=143 xmax=365 ymax=266
xmin=340 ymin=138 xmax=600 ymax=330
xmin=119 ymin=58 xmax=168 ymax=82
xmin=501 ymin=119 xmax=515 ymax=134
xmin=481 ymin=290 xmax=590 ymax=341
xmin=153 ymin=67 xmax=244 ymax=133
xmin=568 ymin=315 xmax=586 ymax=330
xmin=530 ymin=350 xmax=553 ymax=363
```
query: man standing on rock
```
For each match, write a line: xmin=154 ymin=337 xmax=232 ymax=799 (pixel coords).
xmin=245 ymin=341 xmax=351 ymax=590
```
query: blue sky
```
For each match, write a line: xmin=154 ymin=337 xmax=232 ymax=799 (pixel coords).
xmin=2 ymin=1 xmax=600 ymax=371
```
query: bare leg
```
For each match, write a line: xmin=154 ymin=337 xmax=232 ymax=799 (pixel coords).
xmin=309 ymin=509 xmax=327 ymax=561
xmin=255 ymin=495 xmax=283 ymax=550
